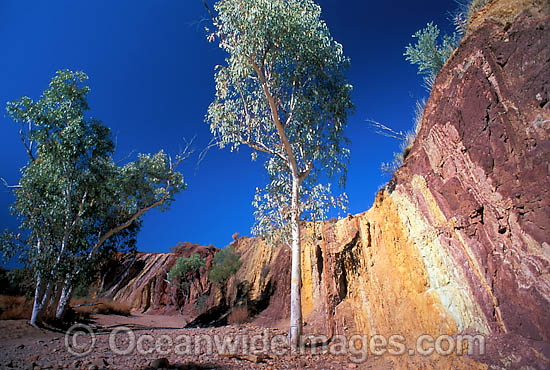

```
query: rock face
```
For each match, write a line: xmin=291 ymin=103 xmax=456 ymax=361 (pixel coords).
xmin=101 ymin=0 xmax=549 ymax=365
xmin=100 ymin=242 xmax=218 ymax=316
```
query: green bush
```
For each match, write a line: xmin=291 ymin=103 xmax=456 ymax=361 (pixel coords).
xmin=195 ymin=294 xmax=209 ymax=311
xmin=208 ymin=246 xmax=242 ymax=284
xmin=168 ymin=253 xmax=206 ymax=283
xmin=0 ymin=267 xmax=33 ymax=297
xmin=404 ymin=22 xmax=457 ymax=84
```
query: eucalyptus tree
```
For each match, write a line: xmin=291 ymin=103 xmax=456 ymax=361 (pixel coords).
xmin=204 ymin=0 xmax=353 ymax=348
xmin=2 ymin=70 xmax=188 ymax=326
xmin=168 ymin=253 xmax=207 ymax=308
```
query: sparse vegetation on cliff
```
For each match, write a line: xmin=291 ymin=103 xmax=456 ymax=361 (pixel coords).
xmin=453 ymin=0 xmax=491 ymax=35
xmin=168 ymin=253 xmax=207 ymax=311
xmin=376 ymin=0 xmax=490 ymax=178
xmin=377 ymin=98 xmax=426 ymax=175
xmin=208 ymin=246 xmax=242 ymax=284
xmin=404 ymin=22 xmax=457 ymax=89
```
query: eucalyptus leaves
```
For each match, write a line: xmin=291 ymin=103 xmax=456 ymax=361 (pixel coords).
xmin=2 ymin=70 xmax=188 ymax=326
xmin=205 ymin=0 xmax=353 ymax=348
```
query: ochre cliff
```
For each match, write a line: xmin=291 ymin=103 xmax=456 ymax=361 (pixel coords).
xmin=100 ymin=0 xmax=549 ymax=367
xmin=100 ymin=243 xmax=218 ymax=316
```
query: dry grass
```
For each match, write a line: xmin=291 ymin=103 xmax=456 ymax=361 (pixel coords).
xmin=0 ymin=295 xmax=33 ymax=320
xmin=227 ymin=305 xmax=249 ymax=325
xmin=71 ymin=297 xmax=131 ymax=317
xmin=0 ymin=295 xmax=130 ymax=322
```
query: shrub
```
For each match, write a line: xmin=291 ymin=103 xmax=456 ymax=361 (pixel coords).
xmin=72 ymin=281 xmax=93 ymax=299
xmin=0 ymin=268 xmax=33 ymax=297
xmin=168 ymin=253 xmax=206 ymax=309
xmin=404 ymin=22 xmax=457 ymax=85
xmin=195 ymin=294 xmax=209 ymax=311
xmin=168 ymin=253 xmax=206 ymax=282
xmin=208 ymin=246 xmax=242 ymax=284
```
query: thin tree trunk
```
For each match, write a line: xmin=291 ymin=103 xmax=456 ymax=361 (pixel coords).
xmin=289 ymin=176 xmax=303 ymax=350
xmin=55 ymin=281 xmax=73 ymax=320
xmin=30 ymin=275 xmax=52 ymax=327
xmin=30 ymin=273 xmax=45 ymax=327
xmin=41 ymin=281 xmax=53 ymax=317
xmin=49 ymin=282 xmax=60 ymax=311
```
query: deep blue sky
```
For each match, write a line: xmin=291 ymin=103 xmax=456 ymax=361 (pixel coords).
xmin=0 ymin=0 xmax=457 ymax=256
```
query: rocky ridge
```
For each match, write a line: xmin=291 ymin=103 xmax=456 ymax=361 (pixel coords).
xmin=100 ymin=0 xmax=550 ymax=367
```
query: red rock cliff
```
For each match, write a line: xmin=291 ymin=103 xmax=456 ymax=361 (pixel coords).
xmin=101 ymin=0 xmax=549 ymax=366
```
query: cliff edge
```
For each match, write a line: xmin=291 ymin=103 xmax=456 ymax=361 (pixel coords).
xmin=100 ymin=0 xmax=550 ymax=367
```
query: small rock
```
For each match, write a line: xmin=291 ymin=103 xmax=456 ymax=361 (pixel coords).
xmin=72 ymin=360 xmax=82 ymax=368
xmin=26 ymin=355 xmax=39 ymax=362
xmin=17 ymin=344 xmax=25 ymax=349
xmin=88 ymin=365 xmax=98 ymax=370
xmin=150 ymin=358 xmax=169 ymax=369
xmin=93 ymin=358 xmax=109 ymax=368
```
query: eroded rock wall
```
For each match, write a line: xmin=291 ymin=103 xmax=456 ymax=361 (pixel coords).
xmin=100 ymin=243 xmax=218 ymax=316
xmin=101 ymin=0 xmax=549 ymax=361
xmin=224 ymin=0 xmax=550 ymax=345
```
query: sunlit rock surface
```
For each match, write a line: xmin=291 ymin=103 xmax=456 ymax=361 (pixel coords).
xmin=101 ymin=0 xmax=550 ymax=366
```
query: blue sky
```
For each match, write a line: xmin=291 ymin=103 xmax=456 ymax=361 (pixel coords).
xmin=0 ymin=0 xmax=457 ymax=256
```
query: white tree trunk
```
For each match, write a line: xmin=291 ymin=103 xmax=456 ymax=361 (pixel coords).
xmin=289 ymin=176 xmax=303 ymax=350
xmin=49 ymin=283 xmax=59 ymax=310
xmin=55 ymin=281 xmax=73 ymax=320
xmin=30 ymin=274 xmax=52 ymax=327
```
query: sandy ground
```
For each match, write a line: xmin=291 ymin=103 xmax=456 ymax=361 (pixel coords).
xmin=0 ymin=314 xmax=510 ymax=369
xmin=0 ymin=315 xmax=390 ymax=369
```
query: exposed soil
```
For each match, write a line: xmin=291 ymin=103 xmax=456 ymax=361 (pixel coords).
xmin=0 ymin=315 xmax=488 ymax=370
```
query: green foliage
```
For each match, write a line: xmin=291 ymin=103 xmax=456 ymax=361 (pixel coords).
xmin=195 ymin=294 xmax=209 ymax=311
xmin=72 ymin=281 xmax=92 ymax=299
xmin=2 ymin=70 xmax=187 ymax=316
xmin=252 ymin=180 xmax=348 ymax=244
xmin=0 ymin=267 xmax=33 ymax=296
xmin=208 ymin=246 xmax=242 ymax=284
xmin=168 ymin=253 xmax=206 ymax=283
xmin=206 ymin=0 xmax=353 ymax=244
xmin=404 ymin=22 xmax=457 ymax=86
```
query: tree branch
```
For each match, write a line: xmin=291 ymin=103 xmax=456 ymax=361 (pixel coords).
xmin=1 ymin=177 xmax=22 ymax=189
xmin=250 ymin=61 xmax=299 ymax=179
xmin=366 ymin=119 xmax=406 ymax=140
xmin=88 ymin=142 xmax=193 ymax=258
xmin=299 ymin=162 xmax=313 ymax=184
xmin=90 ymin=189 xmax=169 ymax=258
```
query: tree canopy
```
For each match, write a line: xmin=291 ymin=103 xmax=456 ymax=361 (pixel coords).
xmin=205 ymin=0 xmax=353 ymax=348
xmin=206 ymin=0 xmax=353 ymax=239
xmin=2 ymin=70 xmax=188 ymax=325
